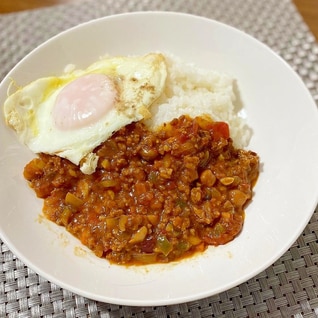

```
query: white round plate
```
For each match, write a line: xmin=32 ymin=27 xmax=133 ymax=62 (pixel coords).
xmin=1 ymin=12 xmax=318 ymax=306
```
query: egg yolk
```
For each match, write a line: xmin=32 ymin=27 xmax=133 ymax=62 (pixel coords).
xmin=52 ymin=73 xmax=117 ymax=130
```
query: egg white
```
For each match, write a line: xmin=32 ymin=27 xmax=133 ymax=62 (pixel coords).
xmin=4 ymin=53 xmax=167 ymax=174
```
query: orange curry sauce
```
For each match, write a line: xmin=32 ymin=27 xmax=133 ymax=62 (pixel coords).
xmin=24 ymin=115 xmax=259 ymax=265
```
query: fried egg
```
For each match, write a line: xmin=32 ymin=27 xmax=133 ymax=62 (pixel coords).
xmin=3 ymin=53 xmax=167 ymax=174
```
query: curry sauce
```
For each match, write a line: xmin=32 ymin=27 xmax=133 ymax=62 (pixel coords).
xmin=24 ymin=115 xmax=259 ymax=265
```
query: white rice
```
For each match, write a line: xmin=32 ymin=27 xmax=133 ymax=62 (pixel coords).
xmin=144 ymin=53 xmax=251 ymax=148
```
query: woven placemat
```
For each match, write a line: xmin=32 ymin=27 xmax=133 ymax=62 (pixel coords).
xmin=1 ymin=0 xmax=318 ymax=317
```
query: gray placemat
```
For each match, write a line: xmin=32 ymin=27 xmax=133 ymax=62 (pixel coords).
xmin=0 ymin=0 xmax=318 ymax=317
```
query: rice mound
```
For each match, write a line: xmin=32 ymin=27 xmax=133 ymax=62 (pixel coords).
xmin=144 ymin=53 xmax=251 ymax=148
